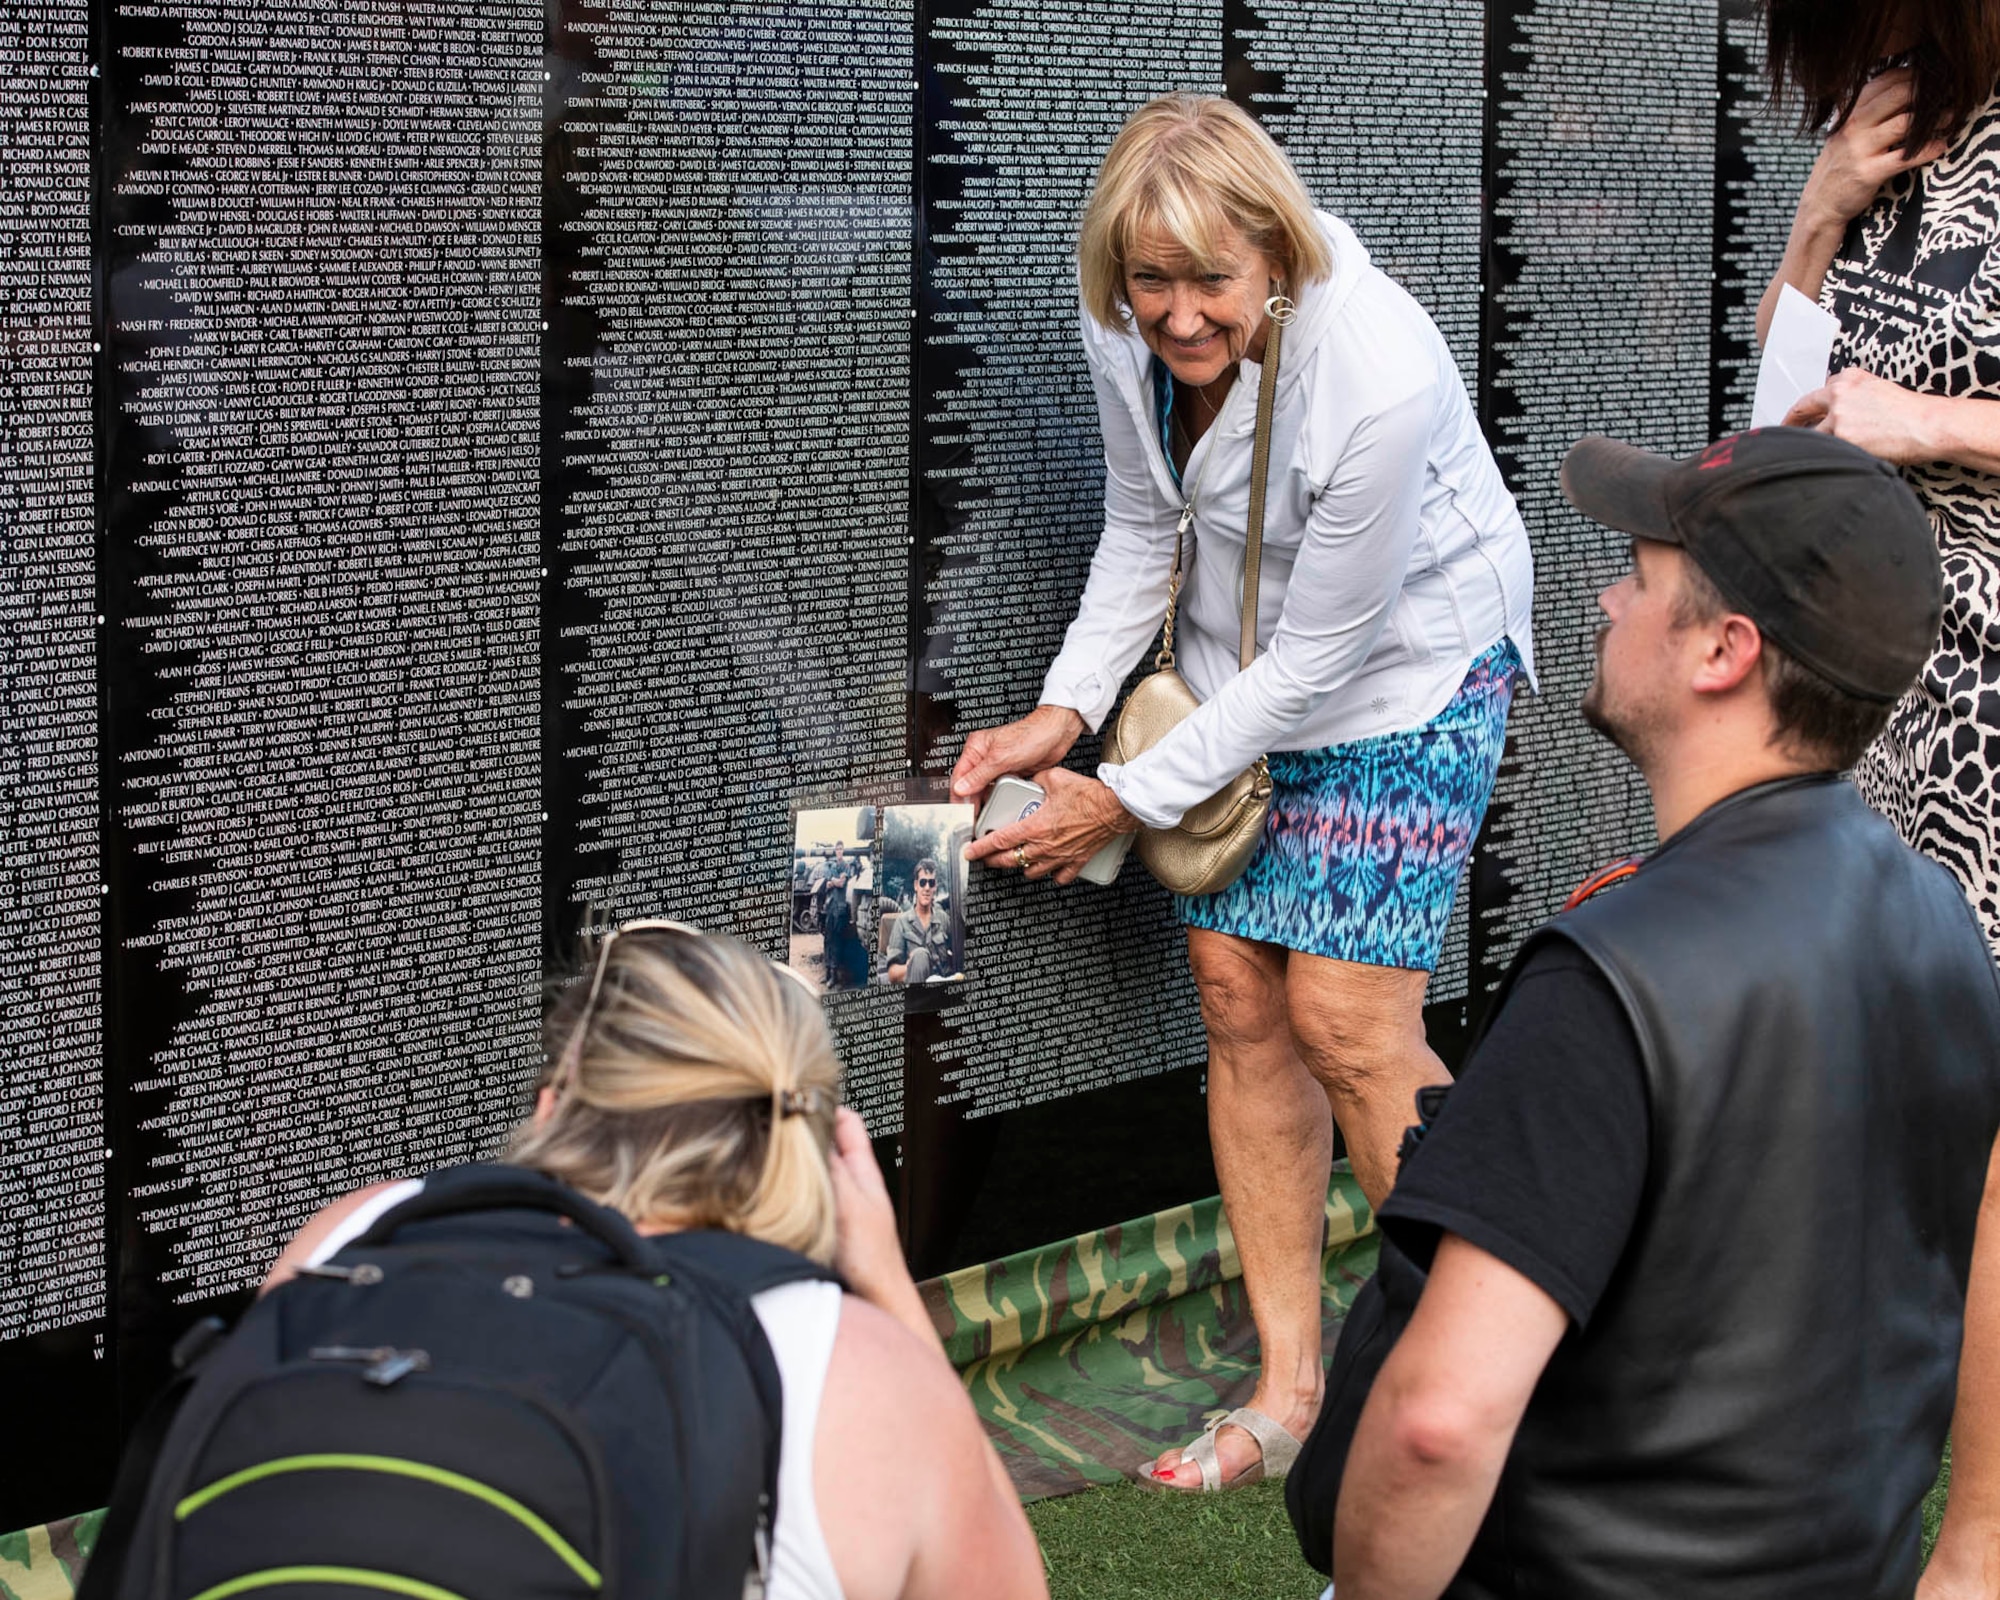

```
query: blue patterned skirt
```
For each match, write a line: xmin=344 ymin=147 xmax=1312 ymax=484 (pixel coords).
xmin=1176 ymin=639 xmax=1521 ymax=971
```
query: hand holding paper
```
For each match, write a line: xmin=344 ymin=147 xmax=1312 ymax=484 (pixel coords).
xmin=1752 ymin=284 xmax=1841 ymax=429
xmin=1784 ymin=366 xmax=1946 ymax=467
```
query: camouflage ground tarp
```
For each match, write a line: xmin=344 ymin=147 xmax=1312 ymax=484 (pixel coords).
xmin=923 ymin=1165 xmax=1378 ymax=1499
xmin=0 ymin=1168 xmax=1377 ymax=1580
xmin=0 ymin=1514 xmax=99 ymax=1600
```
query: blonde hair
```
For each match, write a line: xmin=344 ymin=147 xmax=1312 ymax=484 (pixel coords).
xmin=511 ymin=926 xmax=841 ymax=1263
xmin=1078 ymin=93 xmax=1333 ymax=332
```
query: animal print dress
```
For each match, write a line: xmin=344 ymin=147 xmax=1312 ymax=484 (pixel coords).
xmin=1822 ymin=86 xmax=2000 ymax=950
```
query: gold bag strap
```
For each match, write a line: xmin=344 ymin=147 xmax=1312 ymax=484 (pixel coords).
xmin=1159 ymin=293 xmax=1295 ymax=673
xmin=1240 ymin=294 xmax=1292 ymax=671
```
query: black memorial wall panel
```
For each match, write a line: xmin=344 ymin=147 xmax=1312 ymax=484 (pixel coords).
xmin=1224 ymin=0 xmax=1488 ymax=1005
xmin=1 ymin=0 xmax=1820 ymax=1527
xmin=902 ymin=0 xmax=1222 ymax=1270
xmin=98 ymin=0 xmax=544 ymax=1415
xmin=1470 ymin=0 xmax=1718 ymax=989
xmin=0 ymin=0 xmax=110 ymax=1525
xmin=1224 ymin=0 xmax=1486 ymax=381
xmin=544 ymin=0 xmax=913 ymax=1132
xmin=1468 ymin=0 xmax=1814 ymax=988
xmin=914 ymin=0 xmax=1220 ymax=1111
xmin=1713 ymin=0 xmax=1818 ymax=437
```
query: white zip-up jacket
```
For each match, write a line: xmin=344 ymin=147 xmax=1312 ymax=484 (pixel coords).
xmin=1039 ymin=213 xmax=1536 ymax=831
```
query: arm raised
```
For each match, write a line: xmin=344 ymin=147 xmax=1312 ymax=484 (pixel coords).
xmin=1756 ymin=70 xmax=1947 ymax=345
xmin=822 ymin=1109 xmax=1048 ymax=1600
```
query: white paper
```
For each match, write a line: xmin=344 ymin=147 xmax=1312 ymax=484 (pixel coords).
xmin=1751 ymin=284 xmax=1841 ymax=428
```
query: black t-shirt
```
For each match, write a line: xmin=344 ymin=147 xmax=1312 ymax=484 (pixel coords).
xmin=1381 ymin=938 xmax=1651 ymax=1327
xmin=1288 ymin=938 xmax=1654 ymax=1574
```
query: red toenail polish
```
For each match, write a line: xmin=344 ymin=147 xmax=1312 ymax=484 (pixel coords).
xmin=1152 ymin=1468 xmax=1175 ymax=1480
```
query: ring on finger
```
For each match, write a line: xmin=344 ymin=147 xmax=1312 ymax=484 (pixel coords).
xmin=1014 ymin=845 xmax=1030 ymax=868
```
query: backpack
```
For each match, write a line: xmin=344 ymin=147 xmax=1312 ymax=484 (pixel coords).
xmin=81 ymin=1163 xmax=841 ymax=1600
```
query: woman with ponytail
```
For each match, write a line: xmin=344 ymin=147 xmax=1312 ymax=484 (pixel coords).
xmin=264 ymin=923 xmax=1049 ymax=1600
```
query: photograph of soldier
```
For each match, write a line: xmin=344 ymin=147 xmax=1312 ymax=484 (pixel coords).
xmin=788 ymin=805 xmax=875 ymax=992
xmin=881 ymin=803 xmax=972 ymax=984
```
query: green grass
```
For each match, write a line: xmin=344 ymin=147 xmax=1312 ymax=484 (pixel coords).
xmin=1027 ymin=1442 xmax=1953 ymax=1598
xmin=1028 ymin=1481 xmax=1323 ymax=1600
xmin=1925 ymin=1438 xmax=1952 ymax=1561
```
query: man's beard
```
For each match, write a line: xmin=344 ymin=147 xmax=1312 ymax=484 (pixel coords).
xmin=1580 ymin=630 xmax=1649 ymax=765
xmin=1581 ymin=672 xmax=1656 ymax=769
xmin=1580 ymin=671 xmax=1616 ymax=744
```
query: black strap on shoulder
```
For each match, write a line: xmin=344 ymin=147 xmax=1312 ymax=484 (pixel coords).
xmin=76 ymin=1318 xmax=229 ymax=1600
xmin=346 ymin=1167 xmax=842 ymax=1565
xmin=646 ymin=1228 xmax=844 ymax=1298
xmin=77 ymin=1372 xmax=190 ymax=1600
xmin=640 ymin=1231 xmax=842 ymax=1569
xmin=350 ymin=1163 xmax=652 ymax=1271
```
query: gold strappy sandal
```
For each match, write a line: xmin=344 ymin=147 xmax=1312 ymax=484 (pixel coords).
xmin=1150 ymin=1405 xmax=1302 ymax=1492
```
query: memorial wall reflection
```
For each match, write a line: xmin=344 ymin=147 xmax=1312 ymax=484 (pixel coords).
xmin=1 ymin=0 xmax=1817 ymax=1525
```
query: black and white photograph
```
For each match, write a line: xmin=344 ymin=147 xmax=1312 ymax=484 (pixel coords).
xmin=879 ymin=803 xmax=972 ymax=985
xmin=788 ymin=804 xmax=875 ymax=993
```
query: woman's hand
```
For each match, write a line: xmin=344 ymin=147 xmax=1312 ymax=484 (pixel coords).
xmin=1758 ymin=70 xmax=1949 ymax=344
xmin=962 ymin=767 xmax=1138 ymax=885
xmin=827 ymin=1106 xmax=1053 ymax=1598
xmin=1801 ymin=69 xmax=1950 ymax=234
xmin=950 ymin=706 xmax=1085 ymax=808
xmin=827 ymin=1108 xmax=938 ymax=1349
xmin=1785 ymin=367 xmax=1945 ymax=465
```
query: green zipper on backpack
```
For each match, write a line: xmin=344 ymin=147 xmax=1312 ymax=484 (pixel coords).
xmin=175 ymin=1454 xmax=601 ymax=1588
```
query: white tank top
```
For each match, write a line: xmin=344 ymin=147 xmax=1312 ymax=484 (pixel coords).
xmin=306 ymin=1181 xmax=847 ymax=1600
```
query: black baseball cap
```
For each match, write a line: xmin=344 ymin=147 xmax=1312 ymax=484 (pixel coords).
xmin=1561 ymin=427 xmax=1941 ymax=704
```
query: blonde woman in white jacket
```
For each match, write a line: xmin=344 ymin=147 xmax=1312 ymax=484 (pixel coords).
xmin=955 ymin=93 xmax=1535 ymax=1493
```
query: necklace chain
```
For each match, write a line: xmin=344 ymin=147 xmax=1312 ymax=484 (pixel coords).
xmin=1183 ymin=371 xmax=1232 ymax=423
xmin=1173 ymin=368 xmax=1234 ymax=462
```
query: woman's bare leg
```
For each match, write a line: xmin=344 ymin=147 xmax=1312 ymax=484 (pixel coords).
xmin=1285 ymin=955 xmax=1444 ymax=1212
xmin=1152 ymin=941 xmax=1445 ymax=1487
xmin=1153 ymin=928 xmax=1331 ymax=1488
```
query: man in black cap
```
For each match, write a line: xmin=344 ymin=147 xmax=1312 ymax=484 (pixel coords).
xmin=1291 ymin=428 xmax=2000 ymax=1599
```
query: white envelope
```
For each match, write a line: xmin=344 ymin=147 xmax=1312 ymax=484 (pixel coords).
xmin=1751 ymin=284 xmax=1842 ymax=429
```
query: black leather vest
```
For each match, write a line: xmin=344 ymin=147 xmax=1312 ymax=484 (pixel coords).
xmin=1453 ymin=775 xmax=2000 ymax=1599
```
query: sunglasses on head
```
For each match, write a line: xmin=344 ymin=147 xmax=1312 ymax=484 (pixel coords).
xmin=553 ymin=917 xmax=824 ymax=1101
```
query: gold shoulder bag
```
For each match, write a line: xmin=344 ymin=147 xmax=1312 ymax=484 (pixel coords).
xmin=1104 ymin=296 xmax=1292 ymax=896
